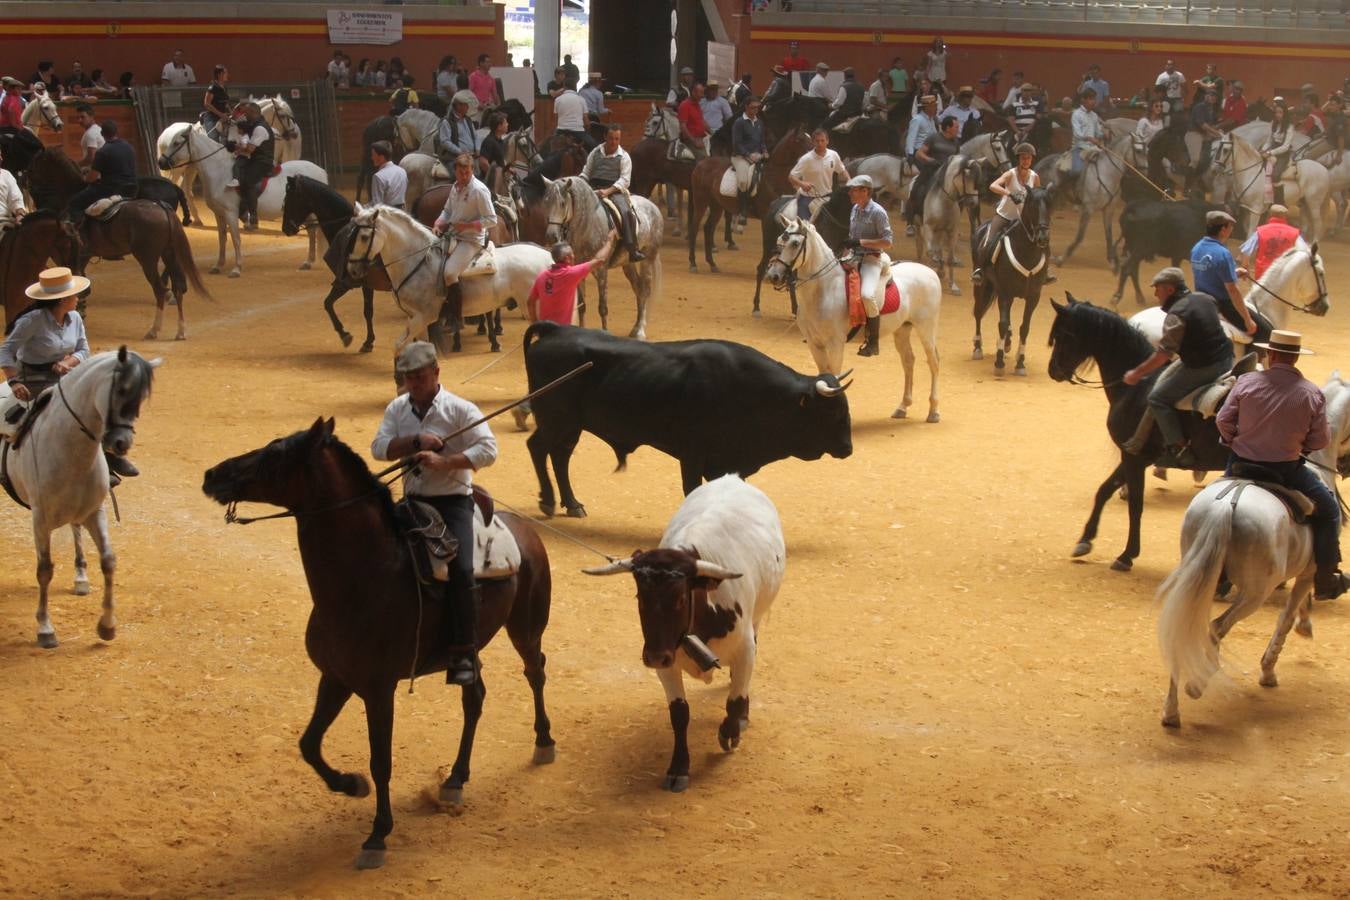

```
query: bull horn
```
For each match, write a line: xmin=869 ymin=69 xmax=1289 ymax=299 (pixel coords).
xmin=541 ymin=175 xmax=555 ymax=190
xmin=694 ymin=560 xmax=742 ymax=581
xmin=1050 ymin=298 xmax=1067 ymax=314
xmin=815 ymin=378 xmax=845 ymax=398
xmin=837 ymin=368 xmax=854 ymax=381
xmin=582 ymin=558 xmax=633 ymax=576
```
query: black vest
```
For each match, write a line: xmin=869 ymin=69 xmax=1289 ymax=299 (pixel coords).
xmin=838 ymin=79 xmax=865 ymax=117
xmin=246 ymin=118 xmax=275 ymax=168
xmin=1167 ymin=291 xmax=1231 ymax=368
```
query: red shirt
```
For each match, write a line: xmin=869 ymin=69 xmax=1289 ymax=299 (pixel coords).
xmin=0 ymin=93 xmax=22 ymax=129
xmin=678 ymin=98 xmax=708 ymax=139
xmin=1221 ymin=95 xmax=1247 ymax=126
xmin=781 ymin=55 xmax=811 ymax=72
xmin=1252 ymin=218 xmax=1301 ymax=280
xmin=529 ymin=261 xmax=594 ymax=325
xmin=1298 ymin=107 xmax=1326 ymax=136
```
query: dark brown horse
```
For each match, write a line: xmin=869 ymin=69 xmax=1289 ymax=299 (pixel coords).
xmin=202 ymin=418 xmax=556 ymax=870
xmin=26 ymin=146 xmax=190 ymax=225
xmin=686 ymin=130 xmax=810 ymax=273
xmin=0 ymin=211 xmax=82 ymax=326
xmin=76 ymin=200 xmax=212 ymax=340
xmin=629 ymin=137 xmax=693 ymax=237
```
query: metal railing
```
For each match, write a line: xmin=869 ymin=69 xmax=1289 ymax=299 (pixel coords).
xmin=764 ymin=0 xmax=1346 ymax=28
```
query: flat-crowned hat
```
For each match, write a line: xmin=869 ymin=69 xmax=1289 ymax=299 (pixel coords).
xmin=680 ymin=66 xmax=694 ymax=76
xmin=1255 ymin=329 xmax=1313 ymax=355
xmin=920 ymin=93 xmax=937 ymax=104
xmin=1269 ymin=203 xmax=1290 ymax=217
xmin=395 ymin=340 xmax=439 ymax=374
xmin=771 ymin=64 xmax=788 ymax=76
xmin=705 ymin=79 xmax=719 ymax=87
xmin=1302 ymin=82 xmax=1316 ymax=93
xmin=845 ymin=174 xmax=874 ymax=190
xmin=1150 ymin=266 xmax=1187 ymax=288
xmin=25 ymin=267 xmax=91 ymax=302
xmin=0 ymin=76 xmax=21 ymax=88
xmin=587 ymin=71 xmax=602 ymax=80
xmin=957 ymin=84 xmax=974 ymax=95
xmin=815 ymin=62 xmax=829 ymax=70
xmin=1206 ymin=209 xmax=1236 ymax=226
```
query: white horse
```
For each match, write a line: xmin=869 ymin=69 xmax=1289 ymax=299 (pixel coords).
xmin=643 ymin=104 xmax=685 ymax=223
xmin=156 ymin=123 xmax=203 ymax=225
xmin=1130 ymin=243 xmax=1330 ymax=352
xmin=916 ymin=154 xmax=981 ymax=295
xmin=22 ymin=94 xmax=62 ymax=135
xmin=959 ymin=132 xmax=1010 ymax=176
xmin=1317 ymin=152 xmax=1350 ymax=234
xmin=343 ymin=203 xmax=552 ymax=355
xmin=1053 ymin=132 xmax=1143 ymax=266
xmin=848 ymin=153 xmax=918 ymax=211
xmin=0 ymin=348 xmax=159 ymax=648
xmin=541 ymin=175 xmax=664 ymax=340
xmin=156 ymin=123 xmax=326 ymax=277
xmin=764 ymin=219 xmax=943 ymax=422
xmin=396 ymin=108 xmax=489 ymax=157
xmin=1158 ymin=372 xmax=1350 ymax=728
xmin=1209 ymin=133 xmax=1330 ymax=240
xmin=398 ymin=152 xmax=445 ymax=209
xmin=253 ymin=95 xmax=303 ymax=164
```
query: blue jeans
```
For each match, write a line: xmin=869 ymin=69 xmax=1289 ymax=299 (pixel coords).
xmin=796 ymin=194 xmax=813 ymax=220
xmin=1227 ymin=455 xmax=1341 ymax=574
xmin=1148 ymin=355 xmax=1234 ymax=448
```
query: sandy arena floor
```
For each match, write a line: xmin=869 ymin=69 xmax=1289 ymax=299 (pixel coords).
xmin=2 ymin=196 xmax=1349 ymax=898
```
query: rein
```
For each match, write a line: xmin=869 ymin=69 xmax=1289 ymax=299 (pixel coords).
xmin=162 ymin=130 xmax=230 ymax=171
xmin=1248 ymin=250 xmax=1326 ymax=315
xmin=1099 ymin=141 xmax=1174 ymax=200
xmin=768 ymin=228 xmax=841 ymax=290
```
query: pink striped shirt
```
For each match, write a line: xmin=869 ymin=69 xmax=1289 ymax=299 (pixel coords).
xmin=1216 ymin=364 xmax=1328 ymax=462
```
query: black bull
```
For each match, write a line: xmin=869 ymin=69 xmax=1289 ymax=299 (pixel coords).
xmin=523 ymin=322 xmax=854 ymax=517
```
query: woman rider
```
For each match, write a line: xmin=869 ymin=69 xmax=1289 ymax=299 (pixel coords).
xmin=1261 ymin=97 xmax=1296 ymax=206
xmin=1 ymin=267 xmax=138 ymax=482
xmin=202 ymin=65 xmax=230 ymax=135
xmin=972 ymin=142 xmax=1054 ymax=286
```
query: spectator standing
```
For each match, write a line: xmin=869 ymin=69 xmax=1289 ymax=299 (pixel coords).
xmin=202 ymin=65 xmax=231 ymax=133
xmin=30 ymin=61 xmax=63 ymax=99
xmin=561 ymin=54 xmax=580 ymax=86
xmin=468 ymin=54 xmax=499 ymax=108
xmin=977 ymin=68 xmax=1001 ymax=105
xmin=373 ymin=60 xmax=388 ymax=88
xmin=326 ymin=51 xmax=349 ymax=88
xmin=924 ymin=36 xmax=948 ymax=94
xmin=354 ymin=59 xmax=373 ymax=87
xmin=888 ymin=57 xmax=909 ymax=96
xmin=781 ymin=41 xmax=810 ymax=73
xmin=368 ymin=141 xmax=408 ymax=210
xmin=522 ymin=59 xmax=540 ymax=95
xmin=1155 ymin=59 xmax=1185 ymax=106
xmin=117 ymin=71 xmax=135 ymax=99
xmin=0 ymin=78 xmax=23 ymax=129
xmin=161 ymin=49 xmax=195 ymax=87
xmin=1192 ymin=62 xmax=1223 ymax=105
xmin=435 ymin=56 xmax=459 ymax=103
xmin=1079 ymin=63 xmax=1111 ymax=112
xmin=387 ymin=57 xmax=406 ymax=84
xmin=580 ymin=72 xmax=609 ymax=121
xmin=1221 ymin=80 xmax=1248 ymax=129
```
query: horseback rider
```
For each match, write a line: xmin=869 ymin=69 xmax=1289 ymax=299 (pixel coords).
xmin=971 ymin=142 xmax=1052 ymax=288
xmin=372 ymin=340 xmax=499 ymax=685
xmin=0 ymin=146 xmax=27 ymax=228
xmin=939 ymin=85 xmax=981 ymax=144
xmin=1 ymin=267 xmax=139 ymax=484
xmin=788 ymin=128 xmax=848 ymax=221
xmin=822 ymin=67 xmax=865 ymax=132
xmin=1122 ymin=266 xmax=1234 ymax=470
xmin=581 ymin=123 xmax=645 ymax=262
xmin=0 ymin=77 xmax=23 ymax=130
xmin=1058 ymin=87 xmax=1104 ymax=199
xmin=228 ymin=101 xmax=274 ymax=231
xmin=840 ymin=174 xmax=891 ymax=358
xmin=761 ymin=64 xmax=792 ymax=114
xmin=667 ymin=65 xmax=695 ymax=110
xmin=731 ymin=97 xmax=767 ymax=230
xmin=677 ymin=82 xmax=710 ymax=161
xmin=201 ymin=64 xmax=230 ymax=135
xmin=1215 ymin=329 xmax=1349 ymax=600
xmin=1318 ymin=93 xmax=1346 ymax=166
xmin=1239 ymin=203 xmax=1307 ymax=281
xmin=432 ymin=152 xmax=497 ymax=328
xmin=903 ymin=114 xmax=960 ymax=232
xmin=904 ymin=94 xmax=939 ymax=162
xmin=730 ymin=73 xmax=753 ymax=111
xmin=388 ymin=73 xmax=420 ymax=116
xmin=1192 ymin=209 xmax=1267 ymax=348
xmin=552 ymin=79 xmax=594 ymax=150
xmin=65 ymin=119 xmax=137 ymax=229
xmin=437 ymin=95 xmax=481 ymax=175
xmin=1261 ymin=98 xmax=1295 ymax=205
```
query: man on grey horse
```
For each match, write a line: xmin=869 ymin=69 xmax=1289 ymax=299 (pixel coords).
xmin=822 ymin=67 xmax=865 ymax=132
xmin=432 ymin=153 xmax=498 ymax=326
xmin=1057 ymin=87 xmax=1104 ymax=200
xmin=904 ymin=114 xmax=960 ymax=230
xmin=581 ymin=123 xmax=644 ymax=262
xmin=437 ymin=95 xmax=481 ymax=177
xmin=841 ymin=174 xmax=892 ymax=358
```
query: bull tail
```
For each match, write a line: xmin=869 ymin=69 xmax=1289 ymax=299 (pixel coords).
xmin=523 ymin=320 xmax=559 ymax=354
xmin=612 ymin=449 xmax=629 ymax=473
xmin=169 ymin=215 xmax=214 ymax=303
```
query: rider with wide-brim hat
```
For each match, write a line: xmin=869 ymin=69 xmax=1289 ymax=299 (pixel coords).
xmin=0 ymin=267 xmax=139 ymax=482
xmin=761 ymin=64 xmax=793 ymax=110
xmin=1216 ymin=328 xmax=1349 ymax=599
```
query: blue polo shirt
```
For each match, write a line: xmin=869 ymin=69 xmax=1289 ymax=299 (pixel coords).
xmin=1190 ymin=235 xmax=1237 ymax=305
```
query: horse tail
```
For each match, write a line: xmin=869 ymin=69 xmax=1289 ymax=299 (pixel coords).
xmin=1156 ymin=494 xmax=1233 ymax=700
xmin=172 ymin=182 xmax=191 ymax=226
xmin=169 ymin=214 xmax=214 ymax=303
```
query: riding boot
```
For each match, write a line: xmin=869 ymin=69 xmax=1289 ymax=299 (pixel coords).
xmin=857 ymin=315 xmax=880 ymax=357
xmin=445 ymin=583 xmax=481 ymax=686
xmin=1165 ymin=443 xmax=1199 ymax=469
xmin=441 ymin=282 xmax=464 ymax=331
xmin=622 ymin=206 xmax=645 ymax=262
xmin=1315 ymin=571 xmax=1349 ymax=600
xmin=736 ymin=191 xmax=749 ymax=231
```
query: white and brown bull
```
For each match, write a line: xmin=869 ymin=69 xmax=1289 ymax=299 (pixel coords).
xmin=585 ymin=475 xmax=785 ymax=792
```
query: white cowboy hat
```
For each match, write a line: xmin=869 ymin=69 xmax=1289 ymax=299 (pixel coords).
xmin=1254 ymin=329 xmax=1314 ymax=355
xmin=25 ymin=267 xmax=91 ymax=302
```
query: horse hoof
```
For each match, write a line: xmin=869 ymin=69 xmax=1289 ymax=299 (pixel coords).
xmin=298 ymin=262 xmax=312 ymax=271
xmin=96 ymin=622 xmax=116 ymax=642
xmin=438 ymin=784 xmax=465 ymax=808
xmin=948 ymin=286 xmax=962 ymax=296
xmin=1071 ymin=541 xmax=1092 ymax=558
xmin=751 ymin=309 xmax=762 ymax=318
xmin=73 ymin=579 xmax=90 ymax=596
xmin=340 ymin=332 xmax=353 ymax=348
xmin=710 ymin=264 xmax=720 ymax=273
xmin=37 ymin=632 xmax=58 ymax=650
xmin=1051 ymin=256 xmax=1064 ymax=266
xmin=662 ymin=773 xmax=690 ymax=793
xmin=538 ymin=502 xmax=556 ymax=518
xmin=1110 ymin=557 xmax=1133 ymax=572
xmin=359 ymin=342 xmax=374 ymax=354
xmin=1259 ymin=672 xmax=1279 ymax=688
xmin=1160 ymin=713 xmax=1180 ymax=729
xmin=689 ymin=264 xmax=698 ymax=273
xmin=532 ymin=744 xmax=557 ymax=765
xmin=491 ymin=346 xmax=501 ymax=354
xmin=175 ymin=331 xmax=187 ymax=341
xmin=972 ymin=348 xmax=983 ymax=360
xmin=1184 ymin=680 xmax=1204 ymax=700
xmin=143 ymin=330 xmax=158 ymax=341
xmin=228 ymin=270 xmax=241 ymax=279
xmin=726 ymin=243 xmax=738 ymax=252
xmin=564 ymin=505 xmax=587 ymax=519
xmin=208 ymin=266 xmax=221 ymax=275
xmin=926 ymin=411 xmax=941 ymax=424
xmin=891 ymin=407 xmax=908 ymax=419
xmin=354 ymin=849 xmax=386 ymax=870
xmin=346 ymin=774 xmax=371 ymax=797
xmin=1014 ymin=367 xmax=1027 ymax=377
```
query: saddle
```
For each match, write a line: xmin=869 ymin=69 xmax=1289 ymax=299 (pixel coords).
xmin=1121 ymin=354 xmax=1260 ymax=454
xmin=443 ymin=240 xmax=496 ymax=283
xmin=493 ymin=196 xmax=518 ymax=240
xmin=392 ymin=490 xmax=521 ymax=585
xmin=85 ymin=196 xmax=128 ymax=220
xmin=230 ymin=164 xmax=284 ymax=195
xmin=666 ymin=140 xmax=697 ymax=163
xmin=1214 ymin=474 xmax=1315 ymax=524
xmin=842 ymin=252 xmax=902 ymax=327
xmin=431 ymin=159 xmax=450 ymax=181
xmin=830 ymin=115 xmax=865 ymax=134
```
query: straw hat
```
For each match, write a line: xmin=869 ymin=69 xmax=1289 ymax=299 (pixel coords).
xmin=1254 ymin=329 xmax=1313 ymax=355
xmin=957 ymin=84 xmax=974 ymax=96
xmin=25 ymin=267 xmax=91 ymax=302
xmin=0 ymin=76 xmax=21 ymax=89
xmin=815 ymin=62 xmax=829 ymax=71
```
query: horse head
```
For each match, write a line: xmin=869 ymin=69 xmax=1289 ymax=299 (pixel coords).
xmin=24 ymin=95 xmax=62 ymax=133
xmin=1024 ymin=187 xmax=1051 ymax=249
xmin=281 ymin=175 xmax=305 ymax=236
xmin=541 ymin=176 xmax=578 ymax=244
xmin=101 ymin=346 xmax=160 ymax=460
xmin=345 ymin=204 xmax=385 ymax=281
xmin=1046 ymin=293 xmax=1089 ymax=382
xmin=157 ymin=126 xmax=193 ymax=171
xmin=506 ymin=128 xmax=542 ymax=170
xmin=765 ymin=219 xmax=815 ymax=287
xmin=203 ymin=416 xmax=335 ymax=512
xmin=1303 ymin=241 xmax=1329 ymax=316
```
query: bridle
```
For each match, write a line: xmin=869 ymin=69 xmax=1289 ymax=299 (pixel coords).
xmin=505 ymin=129 xmax=541 ymax=175
xmin=767 ymin=224 xmax=841 ymax=288
xmin=224 ymin=440 xmax=418 ymax=525
xmin=1212 ymin=135 xmax=1266 ymax=212
xmin=268 ymin=103 xmax=299 ymax=140
xmin=57 ymin=357 xmax=138 ymax=450
xmin=159 ymin=127 xmax=230 ymax=171
xmin=1250 ymin=248 xmax=1328 ymax=315
xmin=942 ymin=158 xmax=981 ymax=209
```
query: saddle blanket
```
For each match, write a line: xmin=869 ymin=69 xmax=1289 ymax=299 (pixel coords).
xmin=396 ymin=499 xmax=521 ymax=583
xmin=831 ymin=115 xmax=864 ymax=134
xmin=85 ymin=196 xmax=127 ymax=219
xmin=1169 ymin=353 xmax=1259 ymax=418
xmin=473 ymin=504 xmax=520 ymax=581
xmin=1215 ymin=476 xmax=1315 ymax=524
xmin=445 ymin=241 xmax=496 ymax=281
xmin=719 ymin=166 xmax=738 ymax=198
xmin=847 ymin=271 xmax=902 ymax=327
xmin=667 ymin=140 xmax=697 ymax=163
xmin=229 ymin=164 xmax=284 ymax=194
xmin=775 ymin=195 xmax=827 ymax=226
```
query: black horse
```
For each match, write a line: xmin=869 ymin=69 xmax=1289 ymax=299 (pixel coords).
xmin=1046 ymin=296 xmax=1230 ymax=571
xmin=762 ymin=94 xmax=829 ymax=145
xmin=203 ymin=419 xmax=557 ymax=870
xmin=971 ymin=186 xmax=1051 ymax=375
xmin=0 ymin=127 xmax=44 ymax=178
xmin=753 ymin=186 xmax=852 ymax=318
xmin=282 ymin=175 xmax=381 ymax=352
xmin=25 ymin=147 xmax=190 ymax=224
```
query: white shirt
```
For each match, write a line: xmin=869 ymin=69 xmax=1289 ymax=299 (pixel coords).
xmin=789 ymin=148 xmax=848 ymax=198
xmin=434 ymin=177 xmax=497 ymax=247
xmin=0 ymin=168 xmax=26 ymax=221
xmin=371 ymin=387 xmax=497 ymax=498
xmin=80 ymin=122 xmax=105 ymax=155
xmin=1071 ymin=107 xmax=1102 ymax=149
xmin=436 ymin=70 xmax=457 ymax=101
xmin=925 ymin=50 xmax=948 ymax=82
xmin=1155 ymin=69 xmax=1185 ymax=99
xmin=1002 ymin=83 xmax=1024 ymax=111
xmin=1134 ymin=117 xmax=1165 ymax=143
xmin=865 ymin=80 xmax=888 ymax=113
xmin=993 ymin=166 xmax=1039 ymax=220
xmin=553 ymin=90 xmax=588 ymax=131
xmin=808 ymin=74 xmax=833 ymax=101
xmin=940 ymin=102 xmax=980 ymax=128
xmin=579 ymin=84 xmax=608 ymax=116
xmin=239 ymin=123 xmax=270 ymax=149
xmin=327 ymin=60 xmax=349 ymax=86
xmin=700 ymin=95 xmax=733 ymax=131
xmin=370 ymin=160 xmax=408 ymax=208
xmin=160 ymin=62 xmax=195 ymax=87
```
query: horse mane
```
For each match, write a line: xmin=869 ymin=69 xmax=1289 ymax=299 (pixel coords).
xmin=322 ymin=435 xmax=397 ymax=521
xmin=297 ymin=174 xmax=353 ymax=214
xmin=363 ymin=204 xmax=433 ymax=239
xmin=1054 ymin=301 xmax=1153 ymax=363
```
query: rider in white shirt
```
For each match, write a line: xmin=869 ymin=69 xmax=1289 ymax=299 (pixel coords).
xmin=432 ymin=153 xmax=498 ymax=326
xmin=808 ymin=63 xmax=833 ymax=102
xmin=788 ymin=129 xmax=848 ymax=221
xmin=553 ymin=84 xmax=593 ymax=149
xmin=0 ymin=148 xmax=27 ymax=227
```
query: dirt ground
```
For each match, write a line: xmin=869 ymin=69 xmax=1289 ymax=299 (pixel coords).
xmin=2 ymin=196 xmax=1349 ymax=899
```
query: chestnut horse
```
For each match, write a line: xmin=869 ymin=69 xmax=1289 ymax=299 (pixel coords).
xmin=203 ymin=418 xmax=556 ymax=870
xmin=0 ymin=211 xmax=82 ymax=327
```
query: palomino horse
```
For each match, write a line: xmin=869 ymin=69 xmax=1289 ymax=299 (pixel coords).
xmin=343 ymin=204 xmax=552 ymax=358
xmin=1208 ymin=133 xmax=1331 ymax=240
xmin=21 ymin=94 xmax=62 ymax=135
xmin=765 ymin=219 xmax=943 ymax=423
xmin=542 ymin=175 xmax=665 ymax=339
xmin=1158 ymin=374 xmax=1350 ymax=728
xmin=157 ymin=122 xmax=326 ymax=277
xmin=970 ymin=187 xmax=1052 ymax=376
xmin=916 ymin=154 xmax=982 ymax=295
xmin=1047 ymin=296 xmax=1231 ymax=571
xmin=0 ymin=211 xmax=82 ymax=327
xmin=203 ymin=418 xmax=556 ymax=870
xmin=0 ymin=347 xmax=158 ymax=648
